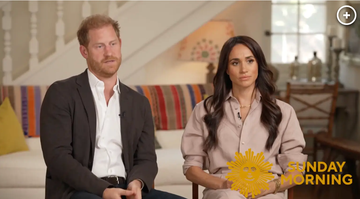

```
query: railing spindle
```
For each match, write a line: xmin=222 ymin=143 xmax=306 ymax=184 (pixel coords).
xmin=55 ymin=0 xmax=65 ymax=51
xmin=108 ymin=0 xmax=117 ymax=18
xmin=2 ymin=3 xmax=12 ymax=84
xmin=82 ymin=0 xmax=91 ymax=19
xmin=29 ymin=1 xmax=39 ymax=69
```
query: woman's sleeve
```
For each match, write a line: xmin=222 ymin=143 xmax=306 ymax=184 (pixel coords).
xmin=181 ymin=103 xmax=207 ymax=175
xmin=277 ymin=106 xmax=308 ymax=173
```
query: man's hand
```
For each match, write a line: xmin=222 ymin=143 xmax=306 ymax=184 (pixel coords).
xmin=127 ymin=180 xmax=142 ymax=199
xmin=103 ymin=188 xmax=135 ymax=199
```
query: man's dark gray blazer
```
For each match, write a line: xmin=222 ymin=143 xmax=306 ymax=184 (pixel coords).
xmin=40 ymin=70 xmax=157 ymax=199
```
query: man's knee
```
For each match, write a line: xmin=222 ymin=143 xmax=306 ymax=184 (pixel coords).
xmin=144 ymin=189 xmax=186 ymax=199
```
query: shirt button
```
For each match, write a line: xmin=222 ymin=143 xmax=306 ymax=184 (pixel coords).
xmin=109 ymin=150 xmax=112 ymax=154
xmin=109 ymin=169 xmax=113 ymax=174
xmin=238 ymin=125 xmax=241 ymax=128
xmin=242 ymin=142 xmax=245 ymax=145
xmin=235 ymin=108 xmax=238 ymax=110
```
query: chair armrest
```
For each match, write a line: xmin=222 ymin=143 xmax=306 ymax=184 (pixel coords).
xmin=192 ymin=182 xmax=199 ymax=199
xmin=288 ymin=187 xmax=293 ymax=199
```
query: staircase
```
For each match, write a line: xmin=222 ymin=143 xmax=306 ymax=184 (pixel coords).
xmin=1 ymin=1 xmax=235 ymax=85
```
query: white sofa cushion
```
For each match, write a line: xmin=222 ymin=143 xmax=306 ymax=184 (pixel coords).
xmin=0 ymin=188 xmax=45 ymax=199
xmin=156 ymin=129 xmax=184 ymax=149
xmin=0 ymin=149 xmax=46 ymax=188
xmin=155 ymin=148 xmax=189 ymax=186
xmin=25 ymin=138 xmax=42 ymax=152
xmin=0 ymin=133 xmax=190 ymax=189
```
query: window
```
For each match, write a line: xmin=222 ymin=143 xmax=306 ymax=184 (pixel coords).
xmin=271 ymin=0 xmax=327 ymax=64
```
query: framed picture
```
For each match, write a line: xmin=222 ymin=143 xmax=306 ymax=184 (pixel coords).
xmin=341 ymin=1 xmax=360 ymax=67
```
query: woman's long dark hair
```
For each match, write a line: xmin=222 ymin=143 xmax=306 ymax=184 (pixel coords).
xmin=203 ymin=36 xmax=282 ymax=151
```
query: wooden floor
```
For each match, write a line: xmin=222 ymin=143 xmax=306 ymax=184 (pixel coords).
xmin=293 ymin=184 xmax=353 ymax=199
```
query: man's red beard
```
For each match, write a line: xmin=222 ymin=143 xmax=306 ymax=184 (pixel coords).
xmin=87 ymin=55 xmax=121 ymax=78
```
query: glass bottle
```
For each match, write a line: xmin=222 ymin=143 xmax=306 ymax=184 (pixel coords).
xmin=289 ymin=56 xmax=300 ymax=80
xmin=307 ymin=51 xmax=322 ymax=82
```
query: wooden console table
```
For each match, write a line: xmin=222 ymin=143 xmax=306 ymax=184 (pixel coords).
xmin=313 ymin=133 xmax=360 ymax=199
xmin=333 ymin=88 xmax=359 ymax=139
xmin=277 ymin=87 xmax=359 ymax=139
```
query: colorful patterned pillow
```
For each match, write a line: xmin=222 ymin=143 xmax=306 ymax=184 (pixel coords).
xmin=129 ymin=84 xmax=214 ymax=130
xmin=0 ymin=86 xmax=48 ymax=137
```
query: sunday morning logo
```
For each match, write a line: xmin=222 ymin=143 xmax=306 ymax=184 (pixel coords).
xmin=226 ymin=148 xmax=353 ymax=198
xmin=225 ymin=149 xmax=274 ymax=198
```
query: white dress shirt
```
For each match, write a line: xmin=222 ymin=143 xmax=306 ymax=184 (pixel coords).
xmin=88 ymin=70 xmax=126 ymax=178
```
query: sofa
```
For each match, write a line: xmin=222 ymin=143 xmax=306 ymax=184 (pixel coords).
xmin=0 ymin=84 xmax=213 ymax=199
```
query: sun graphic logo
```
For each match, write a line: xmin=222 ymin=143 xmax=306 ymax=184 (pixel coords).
xmin=225 ymin=148 xmax=275 ymax=198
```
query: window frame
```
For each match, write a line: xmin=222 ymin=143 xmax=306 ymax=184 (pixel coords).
xmin=271 ymin=0 xmax=327 ymax=64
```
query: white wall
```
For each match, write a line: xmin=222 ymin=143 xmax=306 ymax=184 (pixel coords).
xmin=335 ymin=1 xmax=360 ymax=138
xmin=123 ymin=42 xmax=209 ymax=85
xmin=123 ymin=1 xmax=272 ymax=86
xmin=335 ymin=0 xmax=360 ymax=90
xmin=125 ymin=1 xmax=360 ymax=92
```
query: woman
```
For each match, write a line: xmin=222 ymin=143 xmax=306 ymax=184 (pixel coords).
xmin=181 ymin=36 xmax=307 ymax=199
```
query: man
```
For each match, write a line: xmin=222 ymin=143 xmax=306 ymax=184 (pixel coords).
xmin=40 ymin=14 xmax=185 ymax=199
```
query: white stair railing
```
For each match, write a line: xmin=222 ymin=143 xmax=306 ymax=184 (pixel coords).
xmin=82 ymin=0 xmax=91 ymax=19
xmin=1 ymin=0 xmax=129 ymax=85
xmin=2 ymin=1 xmax=234 ymax=85
xmin=108 ymin=0 xmax=117 ymax=18
xmin=2 ymin=2 xmax=12 ymax=84
xmin=55 ymin=0 xmax=65 ymax=51
xmin=0 ymin=2 xmax=7 ymax=9
xmin=29 ymin=1 xmax=39 ymax=70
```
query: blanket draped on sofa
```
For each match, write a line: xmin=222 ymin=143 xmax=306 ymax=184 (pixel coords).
xmin=0 ymin=84 xmax=214 ymax=137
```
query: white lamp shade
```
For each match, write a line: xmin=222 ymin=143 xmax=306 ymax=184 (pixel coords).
xmin=178 ymin=20 xmax=235 ymax=64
